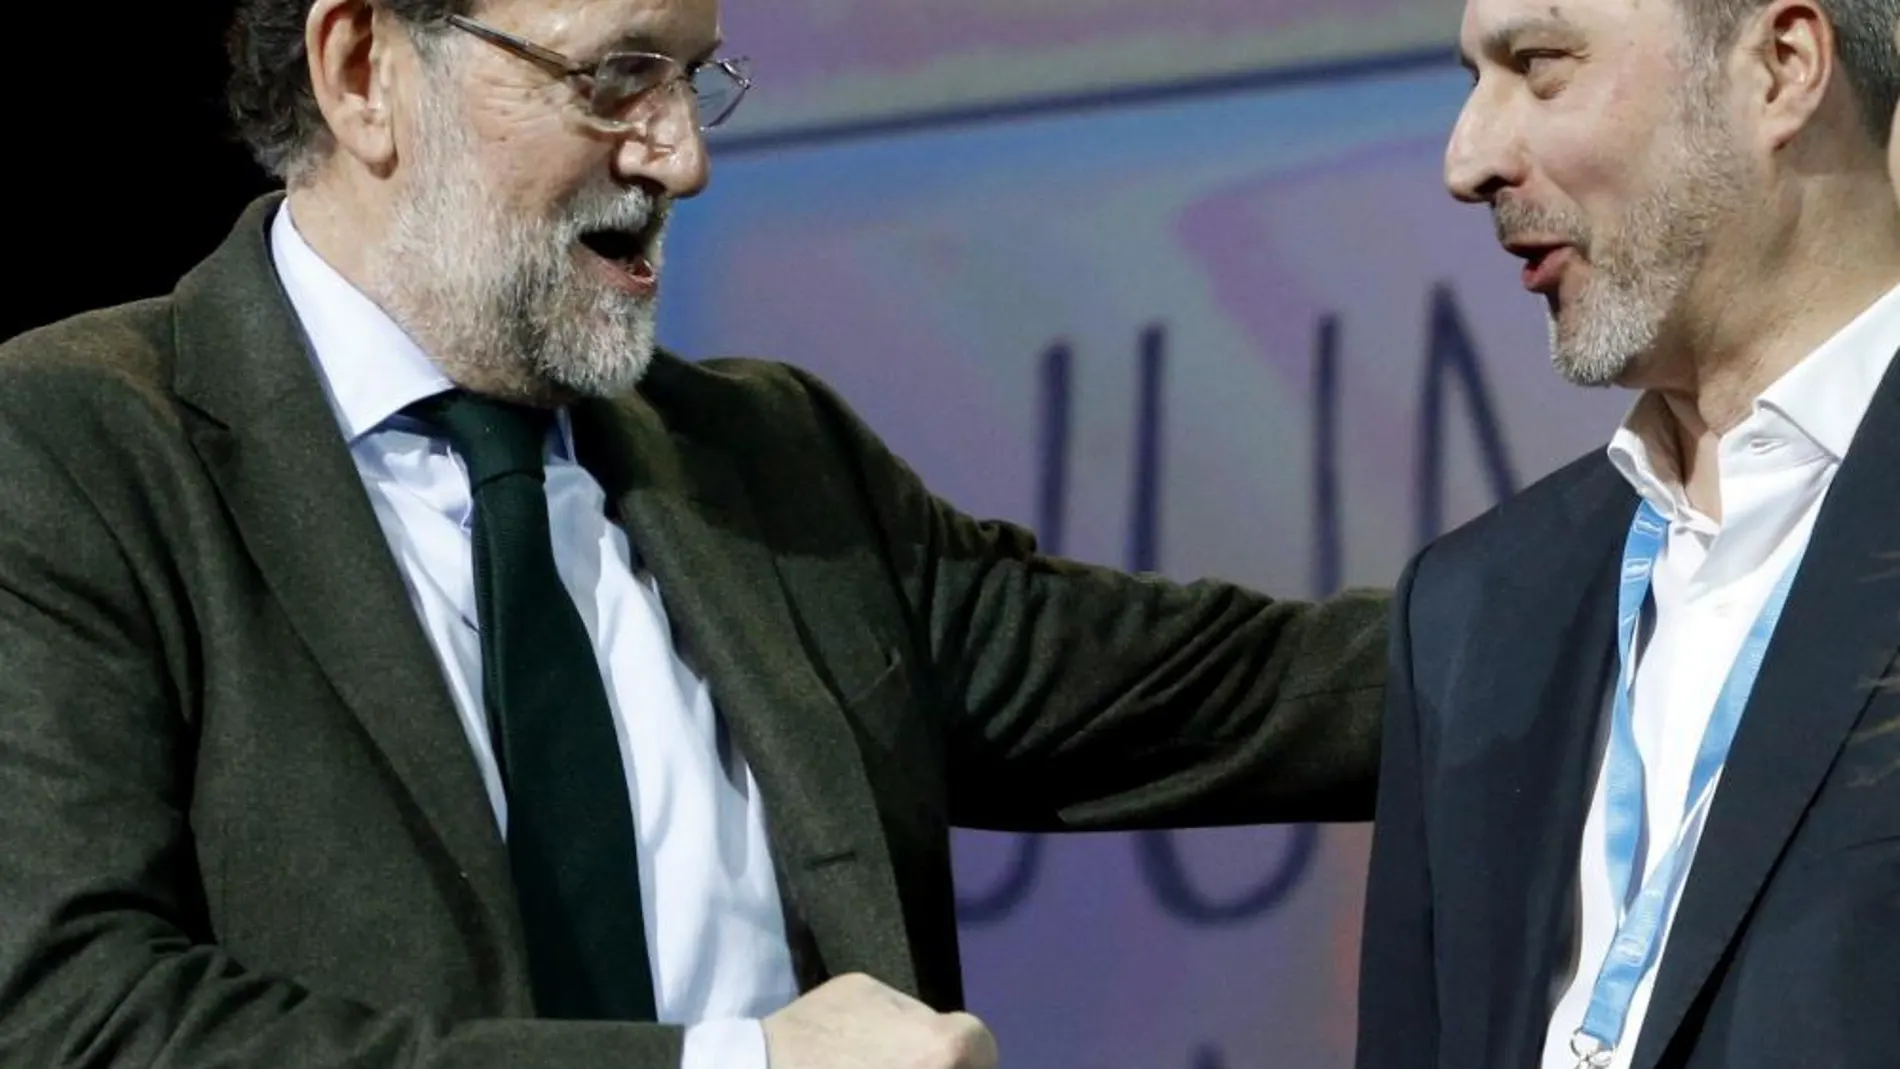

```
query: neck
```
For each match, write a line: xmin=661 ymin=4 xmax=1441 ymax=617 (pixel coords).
xmin=1675 ymin=272 xmax=1897 ymax=436
xmin=1643 ymin=176 xmax=1900 ymax=520
xmin=1654 ymin=391 xmax=1724 ymax=519
xmin=1652 ymin=264 xmax=1899 ymax=519
xmin=284 ymin=183 xmax=390 ymax=299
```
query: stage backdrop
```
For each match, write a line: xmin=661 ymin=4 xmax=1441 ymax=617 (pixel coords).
xmin=659 ymin=9 xmax=1628 ymax=1067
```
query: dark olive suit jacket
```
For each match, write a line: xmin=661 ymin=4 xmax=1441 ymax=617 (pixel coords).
xmin=0 ymin=196 xmax=1386 ymax=1068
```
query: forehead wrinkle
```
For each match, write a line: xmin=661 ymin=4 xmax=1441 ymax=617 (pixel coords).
xmin=530 ymin=0 xmax=719 ymax=62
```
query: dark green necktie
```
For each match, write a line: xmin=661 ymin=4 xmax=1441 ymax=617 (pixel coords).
xmin=411 ymin=391 xmax=659 ymax=1022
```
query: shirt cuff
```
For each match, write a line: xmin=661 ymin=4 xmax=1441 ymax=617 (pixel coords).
xmin=682 ymin=1018 xmax=769 ymax=1069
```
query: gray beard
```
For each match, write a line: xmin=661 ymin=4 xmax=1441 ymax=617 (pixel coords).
xmin=1546 ymin=179 xmax=1715 ymax=389
xmin=372 ymin=83 xmax=665 ymax=402
xmin=1535 ymin=93 xmax=1746 ymax=388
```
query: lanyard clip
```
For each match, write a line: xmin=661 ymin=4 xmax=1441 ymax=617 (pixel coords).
xmin=1571 ymin=1030 xmax=1615 ymax=1069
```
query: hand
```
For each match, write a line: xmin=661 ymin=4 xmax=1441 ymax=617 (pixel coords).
xmin=762 ymin=973 xmax=1000 ymax=1069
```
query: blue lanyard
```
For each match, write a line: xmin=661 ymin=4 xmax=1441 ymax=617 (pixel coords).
xmin=1570 ymin=500 xmax=1803 ymax=1067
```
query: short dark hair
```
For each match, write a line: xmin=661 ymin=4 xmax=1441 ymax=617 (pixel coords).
xmin=1680 ymin=0 xmax=1900 ymax=144
xmin=225 ymin=0 xmax=474 ymax=182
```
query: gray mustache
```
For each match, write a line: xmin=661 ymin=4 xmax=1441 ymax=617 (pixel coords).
xmin=1492 ymin=198 xmax=1584 ymax=252
xmin=566 ymin=193 xmax=669 ymax=237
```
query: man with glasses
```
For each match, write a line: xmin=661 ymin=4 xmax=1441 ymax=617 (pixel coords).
xmin=0 ymin=1 xmax=1387 ymax=1068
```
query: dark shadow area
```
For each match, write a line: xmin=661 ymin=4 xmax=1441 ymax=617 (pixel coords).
xmin=2 ymin=2 xmax=276 ymax=343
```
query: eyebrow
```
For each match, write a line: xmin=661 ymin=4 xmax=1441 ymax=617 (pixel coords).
xmin=603 ymin=29 xmax=724 ymax=63
xmin=1456 ymin=13 xmax=1582 ymax=72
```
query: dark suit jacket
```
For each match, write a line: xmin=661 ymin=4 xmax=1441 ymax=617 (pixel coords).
xmin=0 ymin=195 xmax=1386 ymax=1069
xmin=1358 ymin=353 xmax=1900 ymax=1069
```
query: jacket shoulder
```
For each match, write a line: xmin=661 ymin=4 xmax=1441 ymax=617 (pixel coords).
xmin=1423 ymin=449 xmax=1617 ymax=574
xmin=640 ymin=352 xmax=887 ymax=457
xmin=0 ymin=297 xmax=180 ymax=421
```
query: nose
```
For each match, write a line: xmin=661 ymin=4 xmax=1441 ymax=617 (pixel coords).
xmin=1443 ymin=87 xmax=1523 ymax=205
xmin=613 ymin=85 xmax=712 ymax=199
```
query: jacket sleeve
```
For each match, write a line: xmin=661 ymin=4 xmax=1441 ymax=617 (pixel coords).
xmin=785 ymin=365 xmax=1388 ymax=830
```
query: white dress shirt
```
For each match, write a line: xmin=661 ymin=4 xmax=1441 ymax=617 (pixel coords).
xmin=1539 ymin=283 xmax=1900 ymax=1069
xmin=270 ymin=204 xmax=796 ymax=1069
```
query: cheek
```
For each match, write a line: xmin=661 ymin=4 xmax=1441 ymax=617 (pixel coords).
xmin=1535 ymin=111 xmax=1670 ymax=228
xmin=463 ymin=93 xmax=614 ymax=216
xmin=1522 ymin=133 xmax=1625 ymax=231
xmin=490 ymin=141 xmax=605 ymax=211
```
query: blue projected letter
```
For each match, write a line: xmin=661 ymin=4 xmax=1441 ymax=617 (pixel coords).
xmin=1416 ymin=284 xmax=1518 ymax=546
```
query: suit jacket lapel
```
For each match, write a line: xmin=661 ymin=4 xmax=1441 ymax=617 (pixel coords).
xmin=1458 ymin=463 xmax=1631 ymax=1063
xmin=572 ymin=388 xmax=918 ymax=997
xmin=169 ymin=196 xmax=528 ymax=1001
xmin=1632 ymin=351 xmax=1900 ymax=1069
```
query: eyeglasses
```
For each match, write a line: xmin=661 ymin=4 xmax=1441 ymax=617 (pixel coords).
xmin=443 ymin=14 xmax=752 ymax=133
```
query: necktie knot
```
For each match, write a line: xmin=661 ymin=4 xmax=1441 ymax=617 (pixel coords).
xmin=410 ymin=391 xmax=553 ymax=488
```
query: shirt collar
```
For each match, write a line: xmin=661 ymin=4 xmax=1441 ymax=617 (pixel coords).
xmin=1608 ymin=281 xmax=1900 ymax=508
xmin=269 ymin=203 xmax=577 ymax=458
xmin=1753 ymin=282 xmax=1900 ymax=460
xmin=1608 ymin=392 xmax=1687 ymax=517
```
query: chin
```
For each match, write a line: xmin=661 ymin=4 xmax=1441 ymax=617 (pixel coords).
xmin=1550 ymin=336 xmax=1639 ymax=389
xmin=543 ymin=338 xmax=656 ymax=400
xmin=1549 ymin=297 xmax=1662 ymax=390
xmin=1605 ymin=349 xmax=1676 ymax=393
xmin=1552 ymin=361 xmax=1626 ymax=389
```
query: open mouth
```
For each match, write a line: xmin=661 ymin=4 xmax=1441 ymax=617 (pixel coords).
xmin=578 ymin=223 xmax=660 ymax=296
xmin=1508 ymin=243 xmax=1573 ymax=295
xmin=580 ymin=227 xmax=649 ymax=264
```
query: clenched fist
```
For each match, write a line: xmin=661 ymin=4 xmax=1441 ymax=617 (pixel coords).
xmin=763 ymin=973 xmax=1000 ymax=1069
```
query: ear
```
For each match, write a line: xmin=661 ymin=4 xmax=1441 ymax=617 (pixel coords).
xmin=304 ymin=0 xmax=404 ymax=173
xmin=1741 ymin=0 xmax=1837 ymax=150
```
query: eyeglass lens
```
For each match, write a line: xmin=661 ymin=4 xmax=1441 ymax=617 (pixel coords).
xmin=592 ymin=54 xmax=746 ymax=129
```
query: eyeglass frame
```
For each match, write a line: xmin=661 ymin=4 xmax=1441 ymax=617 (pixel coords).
xmin=441 ymin=13 xmax=753 ymax=133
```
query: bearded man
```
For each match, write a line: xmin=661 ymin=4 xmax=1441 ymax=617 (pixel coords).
xmin=1357 ymin=0 xmax=1900 ymax=1067
xmin=0 ymin=2 xmax=1390 ymax=1068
